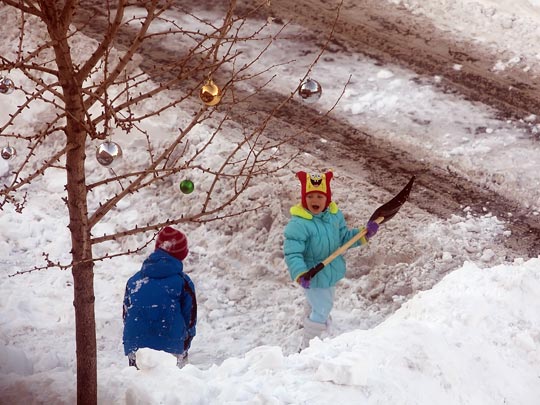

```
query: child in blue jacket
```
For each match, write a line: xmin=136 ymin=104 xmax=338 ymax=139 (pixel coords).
xmin=123 ymin=226 xmax=197 ymax=368
xmin=283 ymin=171 xmax=378 ymax=349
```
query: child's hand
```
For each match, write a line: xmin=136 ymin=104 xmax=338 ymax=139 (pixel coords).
xmin=298 ymin=275 xmax=310 ymax=289
xmin=366 ymin=220 xmax=379 ymax=239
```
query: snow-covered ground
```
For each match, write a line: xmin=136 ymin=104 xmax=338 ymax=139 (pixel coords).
xmin=389 ymin=0 xmax=540 ymax=76
xmin=1 ymin=0 xmax=540 ymax=404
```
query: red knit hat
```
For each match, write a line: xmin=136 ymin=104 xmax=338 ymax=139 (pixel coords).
xmin=155 ymin=226 xmax=189 ymax=261
xmin=297 ymin=170 xmax=333 ymax=210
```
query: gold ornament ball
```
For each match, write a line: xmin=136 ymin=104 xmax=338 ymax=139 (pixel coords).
xmin=180 ymin=179 xmax=195 ymax=194
xmin=199 ymin=80 xmax=222 ymax=106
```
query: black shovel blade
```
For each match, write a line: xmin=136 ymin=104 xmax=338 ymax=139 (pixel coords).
xmin=369 ymin=176 xmax=415 ymax=224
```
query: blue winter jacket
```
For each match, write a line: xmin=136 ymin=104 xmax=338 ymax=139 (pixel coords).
xmin=122 ymin=249 xmax=197 ymax=355
xmin=284 ymin=202 xmax=367 ymax=288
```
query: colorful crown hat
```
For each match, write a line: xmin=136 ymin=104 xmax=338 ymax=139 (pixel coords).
xmin=297 ymin=170 xmax=333 ymax=210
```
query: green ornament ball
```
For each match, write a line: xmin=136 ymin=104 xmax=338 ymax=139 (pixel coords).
xmin=180 ymin=179 xmax=195 ymax=194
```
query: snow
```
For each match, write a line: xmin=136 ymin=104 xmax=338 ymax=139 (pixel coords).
xmin=388 ymin=0 xmax=540 ymax=69
xmin=1 ymin=1 xmax=540 ymax=404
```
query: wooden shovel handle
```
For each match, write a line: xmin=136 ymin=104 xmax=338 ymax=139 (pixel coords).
xmin=303 ymin=216 xmax=383 ymax=281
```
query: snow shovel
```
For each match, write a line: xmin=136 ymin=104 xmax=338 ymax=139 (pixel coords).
xmin=301 ymin=176 xmax=416 ymax=281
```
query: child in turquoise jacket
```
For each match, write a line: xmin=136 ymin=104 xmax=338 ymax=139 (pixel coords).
xmin=283 ymin=171 xmax=379 ymax=349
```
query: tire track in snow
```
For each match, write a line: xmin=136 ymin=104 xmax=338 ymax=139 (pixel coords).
xmin=74 ymin=2 xmax=540 ymax=260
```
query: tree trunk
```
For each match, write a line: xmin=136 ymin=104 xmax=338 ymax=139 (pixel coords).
xmin=66 ymin=117 xmax=97 ymax=404
xmin=71 ymin=259 xmax=97 ymax=405
xmin=66 ymin=123 xmax=97 ymax=404
xmin=44 ymin=9 xmax=98 ymax=402
xmin=63 ymin=82 xmax=97 ymax=405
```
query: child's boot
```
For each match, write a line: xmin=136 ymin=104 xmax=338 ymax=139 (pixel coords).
xmin=127 ymin=352 xmax=138 ymax=369
xmin=176 ymin=351 xmax=188 ymax=368
xmin=300 ymin=318 xmax=327 ymax=350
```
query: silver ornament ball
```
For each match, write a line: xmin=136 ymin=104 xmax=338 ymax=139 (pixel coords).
xmin=96 ymin=141 xmax=123 ymax=166
xmin=1 ymin=145 xmax=16 ymax=160
xmin=0 ymin=77 xmax=15 ymax=95
xmin=298 ymin=78 xmax=322 ymax=103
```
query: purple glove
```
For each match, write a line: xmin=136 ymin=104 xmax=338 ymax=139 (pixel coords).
xmin=298 ymin=275 xmax=310 ymax=289
xmin=366 ymin=220 xmax=379 ymax=239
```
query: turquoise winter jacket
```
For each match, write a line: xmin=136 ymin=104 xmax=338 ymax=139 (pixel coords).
xmin=284 ymin=202 xmax=367 ymax=288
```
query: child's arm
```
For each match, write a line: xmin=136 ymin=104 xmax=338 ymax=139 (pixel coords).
xmin=180 ymin=275 xmax=197 ymax=350
xmin=338 ymin=211 xmax=368 ymax=247
xmin=122 ymin=285 xmax=130 ymax=322
xmin=283 ymin=222 xmax=309 ymax=282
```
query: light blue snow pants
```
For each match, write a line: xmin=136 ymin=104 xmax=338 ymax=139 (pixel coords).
xmin=304 ymin=286 xmax=335 ymax=324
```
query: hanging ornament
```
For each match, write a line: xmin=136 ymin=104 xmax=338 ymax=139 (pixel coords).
xmin=0 ymin=77 xmax=15 ymax=95
xmin=1 ymin=145 xmax=16 ymax=160
xmin=179 ymin=179 xmax=195 ymax=194
xmin=96 ymin=141 xmax=123 ymax=166
xmin=298 ymin=78 xmax=322 ymax=103
xmin=199 ymin=79 xmax=222 ymax=106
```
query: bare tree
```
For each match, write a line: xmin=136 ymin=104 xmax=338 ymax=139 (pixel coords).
xmin=0 ymin=0 xmax=341 ymax=403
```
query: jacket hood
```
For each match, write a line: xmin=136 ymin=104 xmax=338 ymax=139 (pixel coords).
xmin=141 ymin=249 xmax=184 ymax=279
